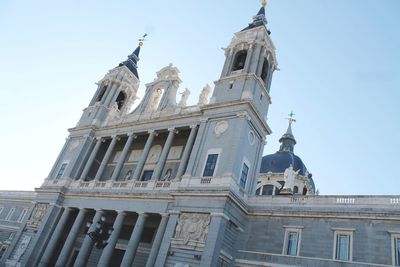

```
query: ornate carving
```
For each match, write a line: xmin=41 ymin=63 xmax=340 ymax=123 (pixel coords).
xmin=174 ymin=213 xmax=211 ymax=244
xmin=146 ymin=145 xmax=162 ymax=163
xmin=27 ymin=203 xmax=49 ymax=229
xmin=198 ymin=84 xmax=211 ymax=106
xmin=11 ymin=235 xmax=31 ymax=261
xmin=214 ymin=121 xmax=229 ymax=137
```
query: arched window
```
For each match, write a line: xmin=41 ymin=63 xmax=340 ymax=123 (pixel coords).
xmin=262 ymin=185 xmax=274 ymax=195
xmin=261 ymin=58 xmax=269 ymax=83
xmin=293 ymin=186 xmax=299 ymax=194
xmin=115 ymin=91 xmax=126 ymax=110
xmin=232 ymin=50 xmax=247 ymax=71
xmin=96 ymin=86 xmax=107 ymax=102
xmin=303 ymin=187 xmax=308 ymax=195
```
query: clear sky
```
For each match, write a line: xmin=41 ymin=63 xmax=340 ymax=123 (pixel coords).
xmin=0 ymin=1 xmax=399 ymax=195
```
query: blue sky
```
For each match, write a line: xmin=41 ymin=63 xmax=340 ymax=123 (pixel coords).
xmin=0 ymin=1 xmax=399 ymax=194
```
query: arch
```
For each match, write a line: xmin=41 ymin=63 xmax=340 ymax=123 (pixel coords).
xmin=293 ymin=186 xmax=299 ymax=194
xmin=262 ymin=185 xmax=274 ymax=195
xmin=231 ymin=50 xmax=247 ymax=72
xmin=303 ymin=186 xmax=308 ymax=195
xmin=96 ymin=86 xmax=107 ymax=102
xmin=115 ymin=91 xmax=126 ymax=110
xmin=261 ymin=58 xmax=269 ymax=83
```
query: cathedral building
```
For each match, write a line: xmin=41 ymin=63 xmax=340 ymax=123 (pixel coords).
xmin=0 ymin=2 xmax=399 ymax=267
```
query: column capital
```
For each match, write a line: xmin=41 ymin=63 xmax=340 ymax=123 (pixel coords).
xmin=159 ymin=213 xmax=169 ymax=218
xmin=210 ymin=212 xmax=230 ymax=221
xmin=168 ymin=128 xmax=179 ymax=134
xmin=189 ymin=124 xmax=198 ymax=129
xmin=200 ymin=118 xmax=209 ymax=123
xmin=127 ymin=132 xmax=137 ymax=138
xmin=136 ymin=212 xmax=148 ymax=217
xmin=148 ymin=130 xmax=159 ymax=136
xmin=116 ymin=210 xmax=127 ymax=216
xmin=168 ymin=210 xmax=181 ymax=215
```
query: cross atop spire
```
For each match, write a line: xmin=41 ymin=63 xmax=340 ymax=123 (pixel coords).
xmin=241 ymin=1 xmax=270 ymax=33
xmin=287 ymin=111 xmax=296 ymax=126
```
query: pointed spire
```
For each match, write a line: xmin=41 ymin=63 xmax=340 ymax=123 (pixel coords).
xmin=118 ymin=34 xmax=147 ymax=79
xmin=279 ymin=112 xmax=297 ymax=153
xmin=241 ymin=1 xmax=270 ymax=34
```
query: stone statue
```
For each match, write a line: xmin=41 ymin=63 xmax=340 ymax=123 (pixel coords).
xmin=178 ymin=88 xmax=190 ymax=107
xmin=124 ymin=170 xmax=132 ymax=180
xmin=282 ymin=164 xmax=300 ymax=193
xmin=174 ymin=213 xmax=211 ymax=244
xmin=161 ymin=168 xmax=172 ymax=181
xmin=149 ymin=88 xmax=163 ymax=112
xmin=198 ymin=84 xmax=211 ymax=106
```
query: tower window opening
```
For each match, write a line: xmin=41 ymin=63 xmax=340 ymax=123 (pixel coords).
xmin=262 ymin=185 xmax=274 ymax=195
xmin=96 ymin=86 xmax=107 ymax=102
xmin=115 ymin=91 xmax=126 ymax=110
xmin=232 ymin=50 xmax=247 ymax=72
xmin=303 ymin=186 xmax=308 ymax=195
xmin=261 ymin=58 xmax=269 ymax=83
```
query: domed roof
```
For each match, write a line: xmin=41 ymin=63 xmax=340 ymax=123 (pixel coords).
xmin=260 ymin=151 xmax=308 ymax=176
xmin=260 ymin=122 xmax=316 ymax=191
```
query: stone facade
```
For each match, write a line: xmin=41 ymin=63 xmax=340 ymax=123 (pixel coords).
xmin=0 ymin=5 xmax=399 ymax=267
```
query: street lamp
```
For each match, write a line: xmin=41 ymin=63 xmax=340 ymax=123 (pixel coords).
xmin=86 ymin=215 xmax=114 ymax=249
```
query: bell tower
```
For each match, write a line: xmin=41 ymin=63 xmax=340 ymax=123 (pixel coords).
xmin=210 ymin=1 xmax=277 ymax=121
xmin=76 ymin=38 xmax=145 ymax=128
xmin=182 ymin=2 xmax=277 ymax=195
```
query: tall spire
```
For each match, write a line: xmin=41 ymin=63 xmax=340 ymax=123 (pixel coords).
xmin=279 ymin=112 xmax=297 ymax=153
xmin=118 ymin=34 xmax=147 ymax=79
xmin=242 ymin=0 xmax=270 ymax=34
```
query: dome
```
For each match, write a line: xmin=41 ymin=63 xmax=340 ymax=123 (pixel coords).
xmin=259 ymin=121 xmax=316 ymax=191
xmin=260 ymin=151 xmax=308 ymax=176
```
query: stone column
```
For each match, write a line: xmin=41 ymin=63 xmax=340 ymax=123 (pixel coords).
xmin=79 ymin=137 xmax=102 ymax=181
xmin=73 ymin=210 xmax=104 ymax=267
xmin=111 ymin=134 xmax=135 ymax=181
xmin=221 ymin=49 xmax=234 ymax=77
xmin=175 ymin=125 xmax=198 ymax=180
xmin=199 ymin=213 xmax=229 ymax=266
xmin=154 ymin=212 xmax=179 ymax=266
xmin=256 ymin=46 xmax=266 ymax=76
xmin=151 ymin=128 xmax=176 ymax=180
xmin=145 ymin=214 xmax=169 ymax=267
xmin=55 ymin=208 xmax=88 ymax=267
xmin=103 ymin=83 xmax=117 ymax=107
xmin=120 ymin=213 xmax=148 ymax=267
xmin=38 ymin=207 xmax=73 ymax=267
xmin=244 ymin=44 xmax=254 ymax=73
xmin=97 ymin=211 xmax=126 ymax=267
xmin=132 ymin=131 xmax=156 ymax=181
xmin=250 ymin=44 xmax=262 ymax=74
xmin=95 ymin=136 xmax=118 ymax=181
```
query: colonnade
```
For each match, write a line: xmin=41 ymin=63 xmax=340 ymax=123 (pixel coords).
xmin=38 ymin=207 xmax=169 ymax=267
xmin=77 ymin=125 xmax=198 ymax=182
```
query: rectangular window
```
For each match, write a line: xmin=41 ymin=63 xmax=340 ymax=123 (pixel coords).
xmin=203 ymin=154 xmax=218 ymax=177
xmin=286 ymin=232 xmax=299 ymax=256
xmin=5 ymin=208 xmax=15 ymax=221
xmin=335 ymin=233 xmax=351 ymax=261
xmin=395 ymin=237 xmax=400 ymax=266
xmin=240 ymin=163 xmax=249 ymax=188
xmin=141 ymin=170 xmax=153 ymax=181
xmin=56 ymin=163 xmax=68 ymax=179
xmin=17 ymin=209 xmax=27 ymax=223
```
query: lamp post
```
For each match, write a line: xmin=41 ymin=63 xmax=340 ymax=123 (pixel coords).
xmin=86 ymin=215 xmax=114 ymax=249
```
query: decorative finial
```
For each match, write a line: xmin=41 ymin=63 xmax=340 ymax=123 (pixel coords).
xmin=138 ymin=33 xmax=148 ymax=47
xmin=261 ymin=0 xmax=267 ymax=8
xmin=287 ymin=111 xmax=296 ymax=125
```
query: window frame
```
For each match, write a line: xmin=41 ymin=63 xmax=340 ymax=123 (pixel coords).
xmin=332 ymin=229 xmax=354 ymax=262
xmin=201 ymin=148 xmax=222 ymax=177
xmin=239 ymin=159 xmax=250 ymax=189
xmin=55 ymin=162 xmax=68 ymax=179
xmin=282 ymin=226 xmax=303 ymax=257
xmin=390 ymin=231 xmax=400 ymax=266
xmin=5 ymin=207 xmax=15 ymax=221
xmin=17 ymin=209 xmax=28 ymax=223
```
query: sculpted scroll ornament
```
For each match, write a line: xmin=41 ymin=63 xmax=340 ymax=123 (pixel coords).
xmin=11 ymin=235 xmax=31 ymax=261
xmin=214 ymin=121 xmax=229 ymax=137
xmin=174 ymin=213 xmax=211 ymax=244
xmin=27 ymin=203 xmax=49 ymax=229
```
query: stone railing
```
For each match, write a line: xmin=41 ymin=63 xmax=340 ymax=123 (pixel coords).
xmin=68 ymin=179 xmax=175 ymax=192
